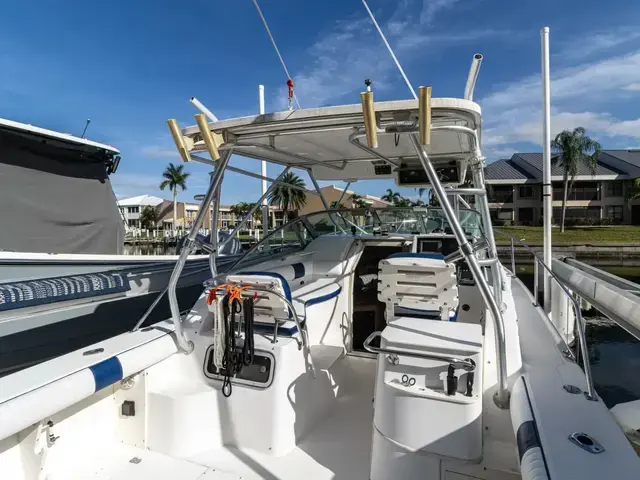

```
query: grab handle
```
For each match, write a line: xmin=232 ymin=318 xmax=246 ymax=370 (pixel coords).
xmin=363 ymin=331 xmax=476 ymax=371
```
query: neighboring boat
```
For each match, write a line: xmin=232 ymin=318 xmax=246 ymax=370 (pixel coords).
xmin=1 ymin=25 xmax=640 ymax=480
xmin=0 ymin=118 xmax=239 ymax=374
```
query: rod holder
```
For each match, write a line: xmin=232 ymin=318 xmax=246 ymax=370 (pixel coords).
xmin=464 ymin=54 xmax=483 ymax=101
xmin=419 ymin=86 xmax=432 ymax=146
xmin=167 ymin=119 xmax=192 ymax=162
xmin=195 ymin=113 xmax=220 ymax=161
xmin=360 ymin=91 xmax=378 ymax=148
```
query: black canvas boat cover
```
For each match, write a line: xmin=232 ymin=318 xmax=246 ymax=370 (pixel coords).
xmin=0 ymin=125 xmax=124 ymax=254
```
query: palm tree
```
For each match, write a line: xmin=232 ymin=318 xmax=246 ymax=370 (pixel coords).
xmin=139 ymin=205 xmax=158 ymax=230
xmin=381 ymin=189 xmax=401 ymax=203
xmin=626 ymin=179 xmax=640 ymax=201
xmin=268 ymin=171 xmax=307 ymax=223
xmin=393 ymin=196 xmax=412 ymax=207
xmin=160 ymin=163 xmax=190 ymax=230
xmin=330 ymin=201 xmax=345 ymax=209
xmin=416 ymin=188 xmax=427 ymax=199
xmin=551 ymin=127 xmax=601 ymax=232
xmin=351 ymin=193 xmax=368 ymax=208
xmin=230 ymin=202 xmax=255 ymax=228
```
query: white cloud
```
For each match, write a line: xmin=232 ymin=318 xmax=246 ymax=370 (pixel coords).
xmin=420 ymin=0 xmax=462 ymax=25
xmin=558 ymin=27 xmax=640 ymax=61
xmin=140 ymin=145 xmax=180 ymax=159
xmin=608 ymin=118 xmax=640 ymax=138
xmin=485 ymin=147 xmax=519 ymax=159
xmin=279 ymin=1 xmax=511 ymax=109
xmin=480 ymin=49 xmax=640 ymax=155
xmin=624 ymin=83 xmax=640 ymax=91
xmin=111 ymin=172 xmax=167 ymax=199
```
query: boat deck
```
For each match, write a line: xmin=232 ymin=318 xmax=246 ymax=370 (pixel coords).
xmin=65 ymin=355 xmax=376 ymax=480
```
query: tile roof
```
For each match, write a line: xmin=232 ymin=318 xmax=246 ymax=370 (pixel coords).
xmin=484 ymin=159 xmax=537 ymax=181
xmin=602 ymin=150 xmax=640 ymax=169
xmin=514 ymin=153 xmax=626 ymax=176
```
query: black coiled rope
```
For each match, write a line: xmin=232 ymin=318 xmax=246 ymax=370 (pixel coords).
xmin=220 ymin=294 xmax=255 ymax=397
xmin=242 ymin=297 xmax=255 ymax=366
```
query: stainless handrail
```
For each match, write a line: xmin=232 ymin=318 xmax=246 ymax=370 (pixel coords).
xmin=363 ymin=331 xmax=476 ymax=371
xmin=227 ymin=285 xmax=315 ymax=378
xmin=444 ymin=238 xmax=489 ymax=264
xmin=494 ymin=228 xmax=597 ymax=401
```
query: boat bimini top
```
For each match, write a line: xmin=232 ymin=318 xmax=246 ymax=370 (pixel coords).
xmin=161 ymin=70 xmax=510 ymax=408
xmin=180 ymin=97 xmax=481 ymax=183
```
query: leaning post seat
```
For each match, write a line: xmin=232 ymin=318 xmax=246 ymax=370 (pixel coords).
xmin=377 ymin=253 xmax=459 ymax=322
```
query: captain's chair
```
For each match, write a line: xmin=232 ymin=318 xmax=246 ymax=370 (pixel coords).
xmin=377 ymin=253 xmax=459 ymax=322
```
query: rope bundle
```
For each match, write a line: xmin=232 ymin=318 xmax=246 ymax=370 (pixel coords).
xmin=206 ymin=284 xmax=256 ymax=397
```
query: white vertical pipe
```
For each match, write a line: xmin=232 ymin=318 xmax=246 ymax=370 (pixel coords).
xmin=259 ymin=85 xmax=269 ymax=237
xmin=190 ymin=97 xmax=219 ymax=122
xmin=541 ymin=27 xmax=552 ymax=313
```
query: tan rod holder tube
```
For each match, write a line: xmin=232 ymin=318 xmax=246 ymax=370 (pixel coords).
xmin=360 ymin=91 xmax=378 ymax=148
xmin=167 ymin=118 xmax=192 ymax=162
xmin=194 ymin=113 xmax=220 ymax=160
xmin=419 ymin=85 xmax=432 ymax=146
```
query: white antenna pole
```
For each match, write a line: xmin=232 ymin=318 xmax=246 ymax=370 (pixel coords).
xmin=361 ymin=0 xmax=417 ymax=100
xmin=190 ymin=97 xmax=218 ymax=122
xmin=259 ymin=85 xmax=269 ymax=239
xmin=541 ymin=27 xmax=552 ymax=312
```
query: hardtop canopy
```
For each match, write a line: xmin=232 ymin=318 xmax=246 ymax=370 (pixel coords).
xmin=182 ymin=97 xmax=481 ymax=181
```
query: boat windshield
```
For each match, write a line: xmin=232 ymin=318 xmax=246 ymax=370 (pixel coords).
xmin=302 ymin=208 xmax=483 ymax=237
xmin=234 ymin=207 xmax=483 ymax=268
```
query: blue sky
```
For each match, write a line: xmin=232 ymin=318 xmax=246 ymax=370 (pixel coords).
xmin=2 ymin=0 xmax=640 ymax=204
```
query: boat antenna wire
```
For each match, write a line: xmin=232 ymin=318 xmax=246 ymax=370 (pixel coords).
xmin=252 ymin=0 xmax=302 ymax=110
xmin=361 ymin=0 xmax=418 ymax=100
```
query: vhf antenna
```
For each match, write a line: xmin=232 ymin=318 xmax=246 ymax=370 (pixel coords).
xmin=80 ymin=118 xmax=91 ymax=138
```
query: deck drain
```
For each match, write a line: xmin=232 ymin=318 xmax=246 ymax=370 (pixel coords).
xmin=129 ymin=457 xmax=142 ymax=464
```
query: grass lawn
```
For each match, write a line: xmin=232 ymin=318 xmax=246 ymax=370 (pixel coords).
xmin=493 ymin=225 xmax=640 ymax=244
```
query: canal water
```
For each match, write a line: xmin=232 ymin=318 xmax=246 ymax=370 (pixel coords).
xmin=514 ymin=265 xmax=640 ymax=408
xmin=124 ymin=244 xmax=177 ymax=256
xmin=125 ymin=244 xmax=640 ymax=408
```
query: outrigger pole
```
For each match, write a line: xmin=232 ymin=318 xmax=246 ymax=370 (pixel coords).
xmin=541 ymin=27 xmax=553 ymax=312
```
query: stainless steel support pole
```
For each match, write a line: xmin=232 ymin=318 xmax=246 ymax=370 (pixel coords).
xmin=217 ymin=168 xmax=290 ymax=251
xmin=471 ymin=165 xmax=503 ymax=310
xmin=410 ymin=135 xmax=509 ymax=408
xmin=457 ymin=195 xmax=472 ymax=209
xmin=336 ymin=182 xmax=351 ymax=208
xmin=308 ymin=169 xmax=344 ymax=232
xmin=131 ymin=266 xmax=211 ymax=332
xmin=510 ymin=237 xmax=516 ymax=276
xmin=259 ymin=84 xmax=269 ymax=241
xmin=209 ymin=172 xmax=222 ymax=279
xmin=191 ymin=155 xmax=322 ymax=197
xmin=533 ymin=259 xmax=539 ymax=306
xmin=309 ymin=170 xmax=330 ymax=212
xmin=167 ymin=150 xmax=232 ymax=353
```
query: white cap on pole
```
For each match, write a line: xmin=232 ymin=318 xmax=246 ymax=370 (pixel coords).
xmin=259 ymin=85 xmax=268 ymax=237
xmin=541 ymin=27 xmax=552 ymax=312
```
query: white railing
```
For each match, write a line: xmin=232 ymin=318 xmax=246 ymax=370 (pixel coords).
xmin=495 ymin=228 xmax=597 ymax=401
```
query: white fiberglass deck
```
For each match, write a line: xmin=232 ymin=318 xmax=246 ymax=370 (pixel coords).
xmin=65 ymin=355 xmax=376 ymax=480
